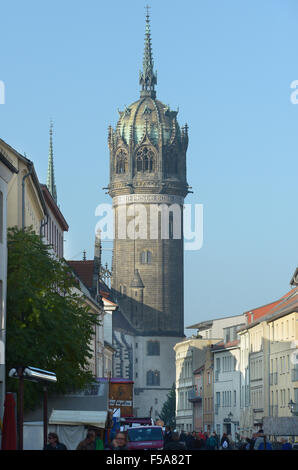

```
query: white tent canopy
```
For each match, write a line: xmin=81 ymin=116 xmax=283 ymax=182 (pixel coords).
xmin=49 ymin=409 xmax=107 ymax=428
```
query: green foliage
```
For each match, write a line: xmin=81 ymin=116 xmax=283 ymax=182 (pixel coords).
xmin=159 ymin=383 xmax=176 ymax=428
xmin=6 ymin=227 xmax=100 ymax=411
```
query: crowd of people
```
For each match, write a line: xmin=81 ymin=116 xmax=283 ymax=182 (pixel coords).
xmin=43 ymin=427 xmax=295 ymax=451
xmin=164 ymin=427 xmax=295 ymax=451
xmin=43 ymin=429 xmax=128 ymax=451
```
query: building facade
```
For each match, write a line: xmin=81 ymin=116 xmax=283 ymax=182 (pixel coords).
xmin=0 ymin=151 xmax=18 ymax=423
xmin=213 ymin=340 xmax=241 ymax=441
xmin=0 ymin=139 xmax=47 ymax=233
xmin=174 ymin=337 xmax=221 ymax=433
xmin=238 ymin=286 xmax=298 ymax=436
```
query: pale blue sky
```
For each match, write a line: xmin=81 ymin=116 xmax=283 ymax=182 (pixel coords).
xmin=1 ymin=0 xmax=298 ymax=331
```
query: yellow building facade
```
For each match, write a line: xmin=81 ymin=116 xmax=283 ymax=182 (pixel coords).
xmin=239 ymin=288 xmax=298 ymax=436
xmin=268 ymin=308 xmax=298 ymax=418
xmin=0 ymin=139 xmax=47 ymax=233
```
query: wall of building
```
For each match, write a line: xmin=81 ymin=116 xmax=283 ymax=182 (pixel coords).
xmin=0 ymin=160 xmax=14 ymax=421
xmin=268 ymin=312 xmax=298 ymax=418
xmin=213 ymin=347 xmax=241 ymax=441
xmin=0 ymin=144 xmax=45 ymax=233
xmin=174 ymin=338 xmax=221 ymax=433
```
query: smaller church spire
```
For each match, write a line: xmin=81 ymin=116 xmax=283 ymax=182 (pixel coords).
xmin=46 ymin=121 xmax=57 ymax=203
xmin=139 ymin=6 xmax=157 ymax=99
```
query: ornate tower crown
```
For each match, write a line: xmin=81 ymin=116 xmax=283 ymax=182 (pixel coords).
xmin=108 ymin=7 xmax=189 ymax=199
xmin=139 ymin=7 xmax=157 ymax=99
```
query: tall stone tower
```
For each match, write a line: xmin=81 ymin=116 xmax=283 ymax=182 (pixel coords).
xmin=108 ymin=10 xmax=189 ymax=416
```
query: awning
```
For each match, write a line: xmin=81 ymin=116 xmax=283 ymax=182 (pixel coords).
xmin=49 ymin=409 xmax=107 ymax=428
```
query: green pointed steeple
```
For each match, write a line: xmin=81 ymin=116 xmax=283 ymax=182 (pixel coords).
xmin=47 ymin=121 xmax=57 ymax=203
xmin=139 ymin=6 xmax=157 ymax=99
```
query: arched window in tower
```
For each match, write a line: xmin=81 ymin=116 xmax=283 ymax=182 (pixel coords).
xmin=116 ymin=149 xmax=128 ymax=174
xmin=135 ymin=146 xmax=155 ymax=173
xmin=140 ymin=250 xmax=152 ymax=264
xmin=146 ymin=370 xmax=160 ymax=386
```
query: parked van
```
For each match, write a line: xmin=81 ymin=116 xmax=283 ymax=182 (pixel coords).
xmin=126 ymin=425 xmax=164 ymax=450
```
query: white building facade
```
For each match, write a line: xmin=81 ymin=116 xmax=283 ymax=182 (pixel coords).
xmin=213 ymin=341 xmax=241 ymax=441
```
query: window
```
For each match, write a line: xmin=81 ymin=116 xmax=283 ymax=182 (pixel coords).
xmin=0 ymin=191 xmax=3 ymax=244
xmin=116 ymin=149 xmax=128 ymax=174
xmin=147 ymin=341 xmax=160 ymax=356
xmin=140 ymin=250 xmax=152 ymax=264
xmin=135 ymin=146 xmax=155 ymax=173
xmin=0 ymin=281 xmax=2 ymax=329
xmin=146 ymin=370 xmax=160 ymax=386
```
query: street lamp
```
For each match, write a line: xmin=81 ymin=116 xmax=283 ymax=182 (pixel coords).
xmin=228 ymin=412 xmax=233 ymax=421
xmin=288 ymin=399 xmax=296 ymax=415
xmin=9 ymin=366 xmax=57 ymax=450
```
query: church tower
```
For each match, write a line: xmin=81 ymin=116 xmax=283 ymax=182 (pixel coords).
xmin=108 ymin=9 xmax=189 ymax=416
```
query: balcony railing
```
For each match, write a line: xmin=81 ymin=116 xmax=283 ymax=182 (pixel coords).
xmin=188 ymin=389 xmax=202 ymax=402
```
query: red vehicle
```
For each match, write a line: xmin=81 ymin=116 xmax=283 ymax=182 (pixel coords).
xmin=126 ymin=426 xmax=164 ymax=450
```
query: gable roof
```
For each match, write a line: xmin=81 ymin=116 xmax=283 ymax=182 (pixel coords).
xmin=67 ymin=260 xmax=94 ymax=290
xmin=238 ymin=287 xmax=298 ymax=332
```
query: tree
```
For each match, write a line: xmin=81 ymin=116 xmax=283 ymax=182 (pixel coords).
xmin=6 ymin=227 xmax=100 ymax=411
xmin=159 ymin=383 xmax=176 ymax=428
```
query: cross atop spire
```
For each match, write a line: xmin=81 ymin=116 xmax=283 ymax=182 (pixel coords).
xmin=139 ymin=6 xmax=157 ymax=99
xmin=46 ymin=120 xmax=57 ymax=203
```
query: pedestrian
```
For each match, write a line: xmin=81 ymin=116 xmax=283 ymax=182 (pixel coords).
xmin=206 ymin=432 xmax=217 ymax=450
xmin=253 ymin=429 xmax=265 ymax=450
xmin=43 ymin=432 xmax=67 ymax=450
xmin=220 ymin=433 xmax=230 ymax=450
xmin=106 ymin=432 xmax=128 ymax=450
xmin=164 ymin=426 xmax=172 ymax=445
xmin=164 ymin=431 xmax=186 ymax=450
xmin=179 ymin=429 xmax=187 ymax=444
xmin=76 ymin=430 xmax=96 ymax=450
xmin=257 ymin=439 xmax=273 ymax=450
xmin=213 ymin=431 xmax=220 ymax=450
xmin=281 ymin=438 xmax=292 ymax=450
xmin=193 ymin=432 xmax=203 ymax=450
xmin=95 ymin=430 xmax=104 ymax=450
xmin=185 ymin=431 xmax=196 ymax=450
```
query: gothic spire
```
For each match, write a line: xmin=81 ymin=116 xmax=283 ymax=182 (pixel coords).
xmin=46 ymin=121 xmax=57 ymax=203
xmin=139 ymin=6 xmax=157 ymax=99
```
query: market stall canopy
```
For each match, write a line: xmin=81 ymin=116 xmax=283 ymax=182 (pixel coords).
xmin=49 ymin=409 xmax=107 ymax=428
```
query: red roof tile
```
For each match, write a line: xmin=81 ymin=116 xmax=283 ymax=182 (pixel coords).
xmin=244 ymin=288 xmax=296 ymax=324
xmin=67 ymin=260 xmax=94 ymax=289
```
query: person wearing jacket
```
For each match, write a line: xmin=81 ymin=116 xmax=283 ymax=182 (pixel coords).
xmin=43 ymin=432 xmax=67 ymax=450
xmin=105 ymin=432 xmax=128 ymax=450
